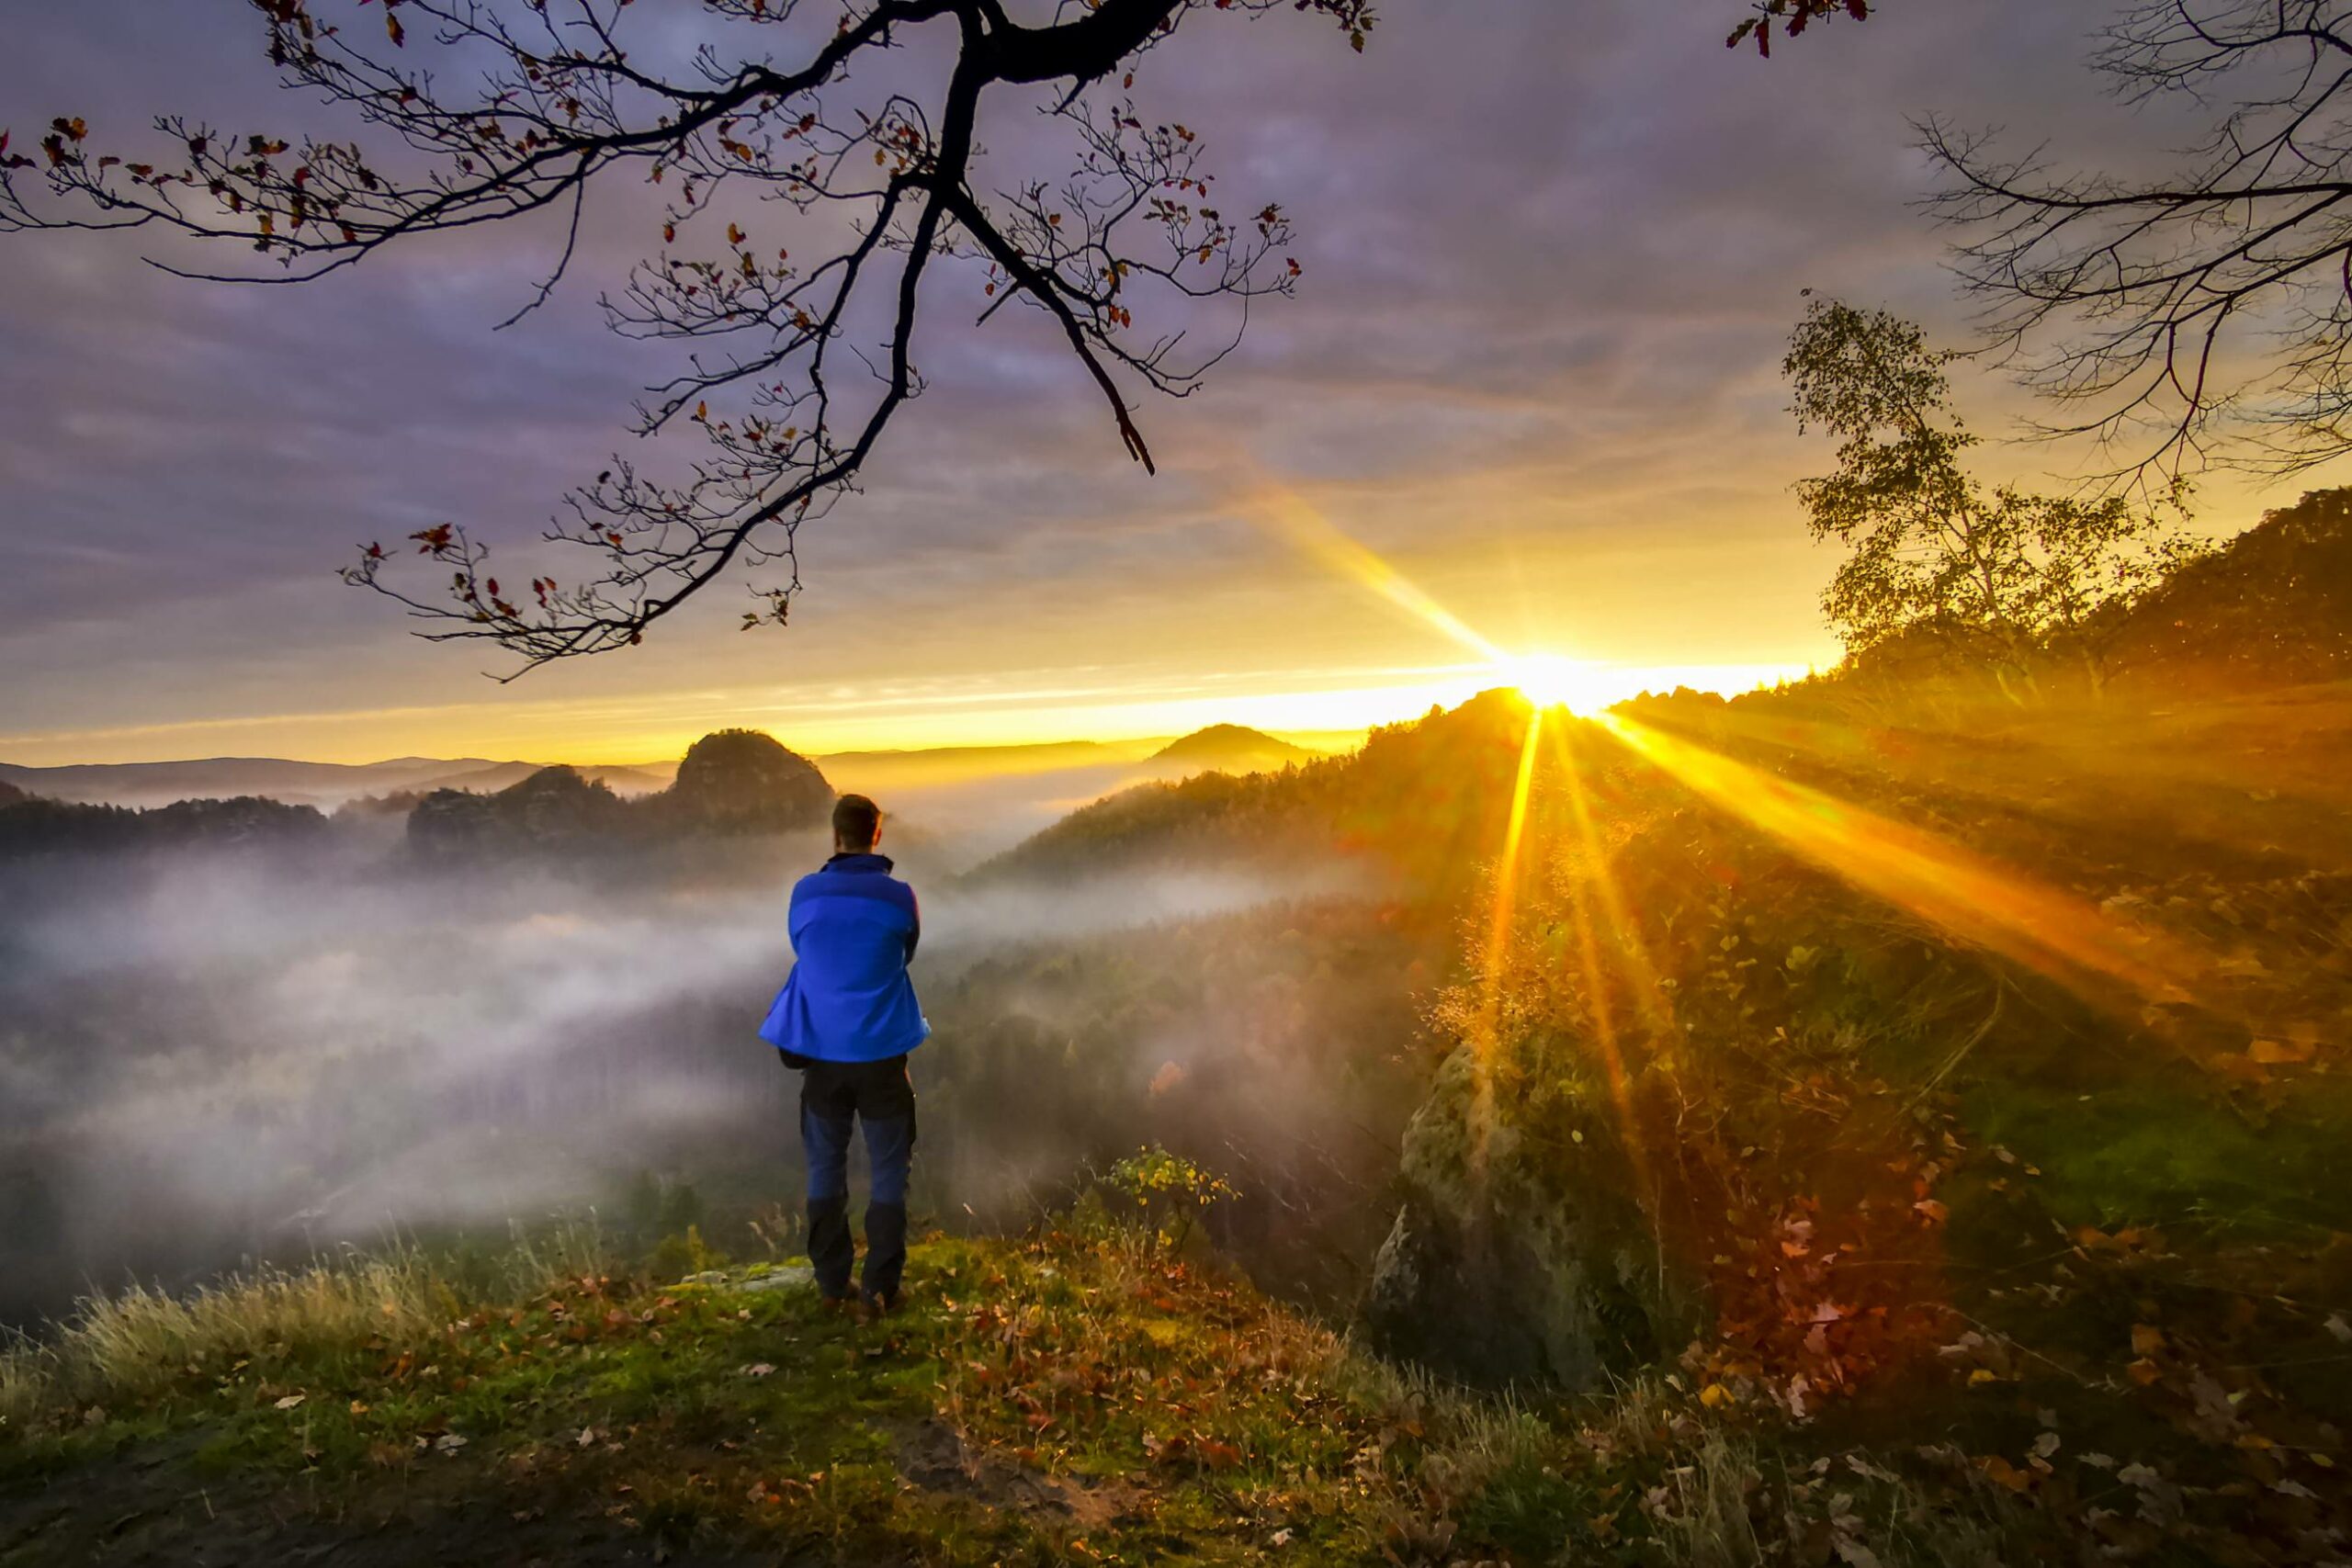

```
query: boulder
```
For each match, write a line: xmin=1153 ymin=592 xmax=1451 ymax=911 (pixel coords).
xmin=1363 ymin=1046 xmax=1697 ymax=1390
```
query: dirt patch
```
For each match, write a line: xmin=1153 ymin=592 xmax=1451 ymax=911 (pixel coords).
xmin=890 ymin=1418 xmax=1143 ymax=1531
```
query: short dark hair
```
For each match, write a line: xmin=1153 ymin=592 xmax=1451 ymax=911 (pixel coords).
xmin=831 ymin=793 xmax=881 ymax=849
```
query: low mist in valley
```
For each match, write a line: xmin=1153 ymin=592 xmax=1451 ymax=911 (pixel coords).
xmin=0 ymin=750 xmax=1386 ymax=1330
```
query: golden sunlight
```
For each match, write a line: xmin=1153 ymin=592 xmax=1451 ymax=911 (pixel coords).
xmin=1589 ymin=710 xmax=2217 ymax=1021
xmin=1500 ymin=652 xmax=1604 ymax=714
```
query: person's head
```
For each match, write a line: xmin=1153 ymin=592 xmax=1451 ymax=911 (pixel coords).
xmin=831 ymin=793 xmax=883 ymax=853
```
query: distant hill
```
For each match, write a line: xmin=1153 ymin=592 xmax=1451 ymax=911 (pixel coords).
xmin=395 ymin=761 xmax=672 ymax=800
xmin=973 ymin=691 xmax=1537 ymax=893
xmin=0 ymin=755 xmax=491 ymax=810
xmin=0 ymin=727 xmax=1340 ymax=851
xmin=0 ymin=755 xmax=670 ymax=811
xmin=1145 ymin=724 xmax=1319 ymax=777
xmin=817 ymin=738 xmax=1163 ymax=794
xmin=405 ymin=765 xmax=635 ymax=860
xmin=0 ymin=794 xmax=331 ymax=860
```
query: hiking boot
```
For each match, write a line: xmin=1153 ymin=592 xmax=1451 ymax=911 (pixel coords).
xmin=860 ymin=1287 xmax=900 ymax=1319
xmin=861 ymin=1200 xmax=909 ymax=1305
xmin=806 ymin=1194 xmax=854 ymax=1300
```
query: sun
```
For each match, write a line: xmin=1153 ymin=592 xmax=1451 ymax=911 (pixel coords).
xmin=1502 ymin=653 xmax=1599 ymax=714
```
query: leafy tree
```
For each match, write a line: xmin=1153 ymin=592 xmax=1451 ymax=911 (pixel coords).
xmin=1783 ymin=299 xmax=2199 ymax=695
xmin=1923 ymin=0 xmax=2352 ymax=480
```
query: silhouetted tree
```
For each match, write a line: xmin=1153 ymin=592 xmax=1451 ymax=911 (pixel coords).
xmin=1783 ymin=299 xmax=2201 ymax=695
xmin=0 ymin=0 xmax=1372 ymax=670
xmin=1924 ymin=1 xmax=2352 ymax=480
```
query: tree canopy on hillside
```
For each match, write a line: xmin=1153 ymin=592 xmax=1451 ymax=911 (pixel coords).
xmin=1784 ymin=298 xmax=2200 ymax=694
xmin=2107 ymin=485 xmax=2352 ymax=689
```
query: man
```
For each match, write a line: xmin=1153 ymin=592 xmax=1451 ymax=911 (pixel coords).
xmin=757 ymin=794 xmax=929 ymax=1313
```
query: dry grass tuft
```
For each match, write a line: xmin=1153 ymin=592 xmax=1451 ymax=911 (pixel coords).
xmin=0 ymin=1221 xmax=608 ymax=1433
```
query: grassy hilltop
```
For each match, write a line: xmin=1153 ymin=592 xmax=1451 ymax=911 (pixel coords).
xmin=5 ymin=1213 xmax=2071 ymax=1568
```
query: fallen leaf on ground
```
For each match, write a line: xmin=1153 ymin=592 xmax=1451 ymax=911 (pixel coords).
xmin=1979 ymin=1455 xmax=2032 ymax=1493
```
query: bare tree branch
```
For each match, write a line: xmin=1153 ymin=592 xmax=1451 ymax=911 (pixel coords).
xmin=0 ymin=0 xmax=1372 ymax=671
xmin=1923 ymin=0 xmax=2352 ymax=486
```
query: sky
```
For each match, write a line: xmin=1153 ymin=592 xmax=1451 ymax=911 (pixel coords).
xmin=1 ymin=0 xmax=2335 ymax=768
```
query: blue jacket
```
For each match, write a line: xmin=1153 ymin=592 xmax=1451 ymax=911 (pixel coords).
xmin=757 ymin=852 xmax=929 ymax=1063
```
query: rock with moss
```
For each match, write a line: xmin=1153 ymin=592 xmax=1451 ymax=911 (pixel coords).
xmin=1364 ymin=1045 xmax=1698 ymax=1390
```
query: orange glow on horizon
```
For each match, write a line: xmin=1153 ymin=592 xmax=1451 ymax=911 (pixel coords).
xmin=9 ymin=477 xmax=1811 ymax=771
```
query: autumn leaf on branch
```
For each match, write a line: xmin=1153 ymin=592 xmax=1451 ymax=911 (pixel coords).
xmin=1728 ymin=0 xmax=1872 ymax=57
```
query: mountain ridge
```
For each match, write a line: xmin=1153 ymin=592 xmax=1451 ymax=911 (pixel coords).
xmin=0 ymin=724 xmax=1345 ymax=814
xmin=1145 ymin=722 xmax=1317 ymax=773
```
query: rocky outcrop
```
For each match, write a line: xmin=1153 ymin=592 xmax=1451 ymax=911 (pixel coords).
xmin=1363 ymin=1046 xmax=1698 ymax=1391
xmin=660 ymin=728 xmax=832 ymax=834
xmin=398 ymin=731 xmax=832 ymax=860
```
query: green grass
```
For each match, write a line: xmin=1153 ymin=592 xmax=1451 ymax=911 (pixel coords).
xmin=2 ymin=1222 xmax=2086 ymax=1567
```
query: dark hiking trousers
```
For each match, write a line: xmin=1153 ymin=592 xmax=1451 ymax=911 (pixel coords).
xmin=798 ymin=1055 xmax=916 ymax=1303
